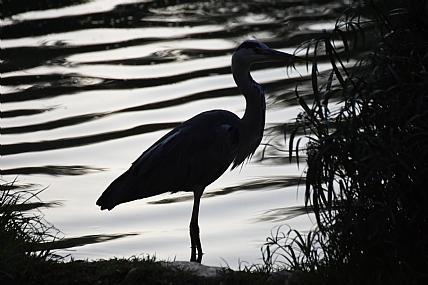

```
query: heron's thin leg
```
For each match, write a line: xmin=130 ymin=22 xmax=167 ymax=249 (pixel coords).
xmin=190 ymin=188 xmax=203 ymax=263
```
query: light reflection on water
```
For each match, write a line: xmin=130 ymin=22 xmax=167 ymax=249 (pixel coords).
xmin=2 ymin=0 xmax=348 ymax=268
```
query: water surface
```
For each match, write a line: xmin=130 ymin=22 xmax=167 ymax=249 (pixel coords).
xmin=2 ymin=0 xmax=348 ymax=268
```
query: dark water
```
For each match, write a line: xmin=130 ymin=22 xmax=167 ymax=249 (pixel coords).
xmin=2 ymin=0 xmax=348 ymax=267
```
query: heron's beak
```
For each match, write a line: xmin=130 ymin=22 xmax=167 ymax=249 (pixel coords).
xmin=262 ymin=48 xmax=307 ymax=64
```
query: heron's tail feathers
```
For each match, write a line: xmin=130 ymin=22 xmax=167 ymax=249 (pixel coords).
xmin=96 ymin=170 xmax=142 ymax=210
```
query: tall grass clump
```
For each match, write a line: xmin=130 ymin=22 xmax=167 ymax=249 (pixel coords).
xmin=0 ymin=179 xmax=61 ymax=284
xmin=264 ymin=0 xmax=428 ymax=284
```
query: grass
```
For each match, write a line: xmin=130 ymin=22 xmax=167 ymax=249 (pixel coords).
xmin=27 ymin=255 xmax=282 ymax=285
xmin=0 ymin=178 xmax=62 ymax=284
xmin=31 ymin=256 xmax=209 ymax=285
xmin=7 ymin=255 xmax=283 ymax=285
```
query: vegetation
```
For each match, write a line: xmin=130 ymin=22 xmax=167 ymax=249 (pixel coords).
xmin=12 ymin=255 xmax=276 ymax=285
xmin=0 ymin=179 xmax=61 ymax=284
xmin=263 ymin=0 xmax=428 ymax=284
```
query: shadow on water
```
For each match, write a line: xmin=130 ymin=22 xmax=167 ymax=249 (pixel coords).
xmin=149 ymin=175 xmax=304 ymax=204
xmin=2 ymin=0 xmax=90 ymax=19
xmin=253 ymin=205 xmax=312 ymax=223
xmin=37 ymin=233 xmax=140 ymax=252
xmin=1 ymin=165 xmax=105 ymax=176
xmin=2 ymin=0 xmax=363 ymax=252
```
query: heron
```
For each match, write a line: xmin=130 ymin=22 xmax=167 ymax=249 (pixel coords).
xmin=96 ymin=40 xmax=305 ymax=263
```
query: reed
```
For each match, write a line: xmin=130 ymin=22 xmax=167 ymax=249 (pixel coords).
xmin=264 ymin=0 xmax=428 ymax=284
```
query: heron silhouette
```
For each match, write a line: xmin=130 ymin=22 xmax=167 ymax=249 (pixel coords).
xmin=96 ymin=40 xmax=305 ymax=263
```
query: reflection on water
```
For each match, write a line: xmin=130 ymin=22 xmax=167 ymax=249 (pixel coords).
xmin=2 ymin=0 xmax=349 ymax=268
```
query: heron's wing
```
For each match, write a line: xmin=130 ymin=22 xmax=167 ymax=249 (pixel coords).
xmin=97 ymin=110 xmax=240 ymax=210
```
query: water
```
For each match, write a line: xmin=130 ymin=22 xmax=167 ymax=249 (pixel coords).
xmin=2 ymin=0 xmax=347 ymax=268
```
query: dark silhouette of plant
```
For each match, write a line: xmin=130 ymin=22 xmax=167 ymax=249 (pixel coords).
xmin=264 ymin=0 xmax=428 ymax=284
xmin=0 ymin=179 xmax=62 ymax=284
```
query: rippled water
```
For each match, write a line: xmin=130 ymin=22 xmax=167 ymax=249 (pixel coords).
xmin=2 ymin=0 xmax=348 ymax=268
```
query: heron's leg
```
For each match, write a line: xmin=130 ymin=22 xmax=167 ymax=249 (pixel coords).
xmin=190 ymin=188 xmax=203 ymax=263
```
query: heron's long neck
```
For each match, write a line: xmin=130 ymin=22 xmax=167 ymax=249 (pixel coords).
xmin=232 ymin=65 xmax=266 ymax=128
xmin=232 ymin=63 xmax=266 ymax=158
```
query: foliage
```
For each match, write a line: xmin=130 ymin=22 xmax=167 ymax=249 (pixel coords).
xmin=265 ymin=0 xmax=428 ymax=284
xmin=0 ymin=179 xmax=61 ymax=284
xmin=262 ymin=226 xmax=328 ymax=273
xmin=15 ymin=254 xmax=280 ymax=285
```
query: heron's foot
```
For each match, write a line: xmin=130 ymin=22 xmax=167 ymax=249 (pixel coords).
xmin=190 ymin=224 xmax=203 ymax=263
xmin=190 ymin=245 xmax=203 ymax=263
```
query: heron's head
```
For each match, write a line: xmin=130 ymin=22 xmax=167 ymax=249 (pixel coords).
xmin=232 ymin=40 xmax=305 ymax=69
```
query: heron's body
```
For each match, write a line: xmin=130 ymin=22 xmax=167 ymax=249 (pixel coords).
xmin=97 ymin=110 xmax=245 ymax=210
xmin=97 ymin=40 xmax=304 ymax=263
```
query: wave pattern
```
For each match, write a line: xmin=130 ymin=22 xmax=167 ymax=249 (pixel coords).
xmin=1 ymin=0 xmax=354 ymax=265
xmin=2 ymin=0 xmax=347 ymax=176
